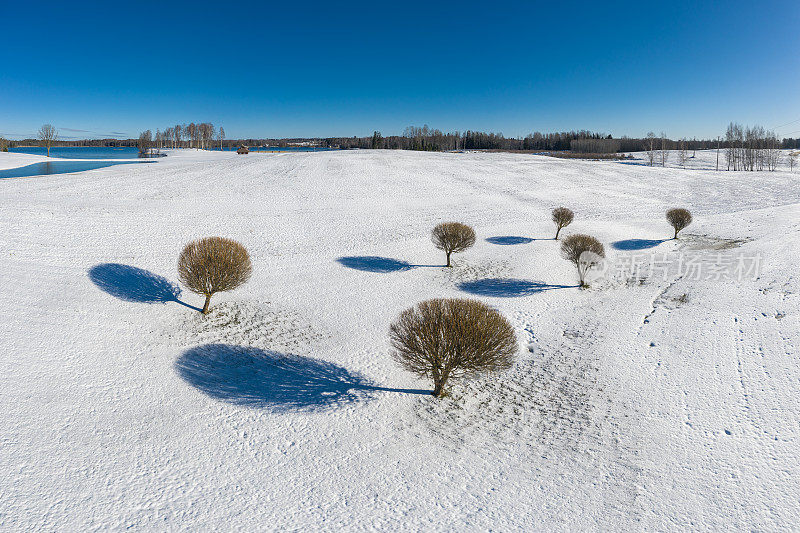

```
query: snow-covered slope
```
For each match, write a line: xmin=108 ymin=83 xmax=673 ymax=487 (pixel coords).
xmin=1 ymin=149 xmax=798 ymax=530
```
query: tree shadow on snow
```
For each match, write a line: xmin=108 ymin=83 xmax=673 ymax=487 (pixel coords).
xmin=336 ymin=255 xmax=414 ymax=273
xmin=485 ymin=236 xmax=535 ymax=245
xmin=458 ymin=278 xmax=575 ymax=298
xmin=88 ymin=263 xmax=199 ymax=310
xmin=611 ymin=239 xmax=668 ymax=251
xmin=175 ymin=344 xmax=429 ymax=411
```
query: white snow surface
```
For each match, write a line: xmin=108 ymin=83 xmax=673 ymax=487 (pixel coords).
xmin=1 ymin=149 xmax=799 ymax=530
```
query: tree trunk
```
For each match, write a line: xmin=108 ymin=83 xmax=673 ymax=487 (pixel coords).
xmin=446 ymin=252 xmax=452 ymax=267
xmin=673 ymin=228 xmax=678 ymax=239
xmin=202 ymin=294 xmax=212 ymax=314
xmin=432 ymin=380 xmax=444 ymax=397
xmin=555 ymin=226 xmax=561 ymax=240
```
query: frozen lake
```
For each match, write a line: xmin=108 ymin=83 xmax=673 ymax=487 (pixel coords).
xmin=9 ymin=146 xmax=141 ymax=159
xmin=0 ymin=160 xmax=156 ymax=179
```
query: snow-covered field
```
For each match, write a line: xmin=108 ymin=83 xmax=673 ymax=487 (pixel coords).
xmin=1 ymin=149 xmax=798 ymax=530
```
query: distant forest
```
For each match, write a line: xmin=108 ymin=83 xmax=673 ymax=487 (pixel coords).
xmin=4 ymin=123 xmax=799 ymax=153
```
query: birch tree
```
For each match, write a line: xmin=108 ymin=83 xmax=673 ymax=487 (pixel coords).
xmin=646 ymin=132 xmax=656 ymax=166
xmin=678 ymin=138 xmax=687 ymax=168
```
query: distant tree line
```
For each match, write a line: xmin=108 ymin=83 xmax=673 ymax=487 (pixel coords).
xmin=11 ymin=121 xmax=800 ymax=158
xmin=324 ymin=126 xmax=612 ymax=151
xmin=782 ymin=138 xmax=800 ymax=149
xmin=327 ymin=125 xmax=800 ymax=155
xmin=570 ymin=138 xmax=620 ymax=154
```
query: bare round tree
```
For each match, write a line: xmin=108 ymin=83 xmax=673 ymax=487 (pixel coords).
xmin=431 ymin=222 xmax=476 ymax=267
xmin=560 ymin=234 xmax=605 ymax=287
xmin=38 ymin=124 xmax=57 ymax=157
xmin=551 ymin=207 xmax=574 ymax=239
xmin=390 ymin=298 xmax=517 ymax=397
xmin=666 ymin=208 xmax=692 ymax=239
xmin=178 ymin=237 xmax=252 ymax=314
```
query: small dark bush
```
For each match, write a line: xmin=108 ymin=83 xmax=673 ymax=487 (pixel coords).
xmin=178 ymin=236 xmax=252 ymax=314
xmin=431 ymin=222 xmax=476 ymax=267
xmin=666 ymin=208 xmax=692 ymax=239
xmin=560 ymin=234 xmax=605 ymax=287
xmin=551 ymin=207 xmax=574 ymax=239
xmin=537 ymin=152 xmax=629 ymax=160
xmin=390 ymin=298 xmax=517 ymax=397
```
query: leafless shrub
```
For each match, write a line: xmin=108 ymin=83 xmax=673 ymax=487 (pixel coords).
xmin=666 ymin=208 xmax=692 ymax=239
xmin=788 ymin=151 xmax=798 ymax=172
xmin=390 ymin=298 xmax=517 ymax=397
xmin=432 ymin=222 xmax=476 ymax=267
xmin=551 ymin=207 xmax=574 ymax=239
xmin=178 ymin=237 xmax=252 ymax=314
xmin=560 ymin=234 xmax=605 ymax=287
xmin=138 ymin=130 xmax=152 ymax=156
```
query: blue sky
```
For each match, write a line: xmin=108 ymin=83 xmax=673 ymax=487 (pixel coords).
xmin=1 ymin=0 xmax=798 ymax=140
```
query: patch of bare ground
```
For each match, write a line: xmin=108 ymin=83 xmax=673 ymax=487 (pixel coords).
xmin=678 ymin=233 xmax=750 ymax=250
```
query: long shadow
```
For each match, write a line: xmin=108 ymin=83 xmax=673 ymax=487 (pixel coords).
xmin=611 ymin=239 xmax=668 ymax=251
xmin=458 ymin=278 xmax=575 ymax=298
xmin=486 ymin=236 xmax=535 ymax=245
xmin=337 ymin=256 xmax=413 ymax=273
xmin=88 ymin=263 xmax=199 ymax=311
xmin=175 ymin=344 xmax=429 ymax=410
